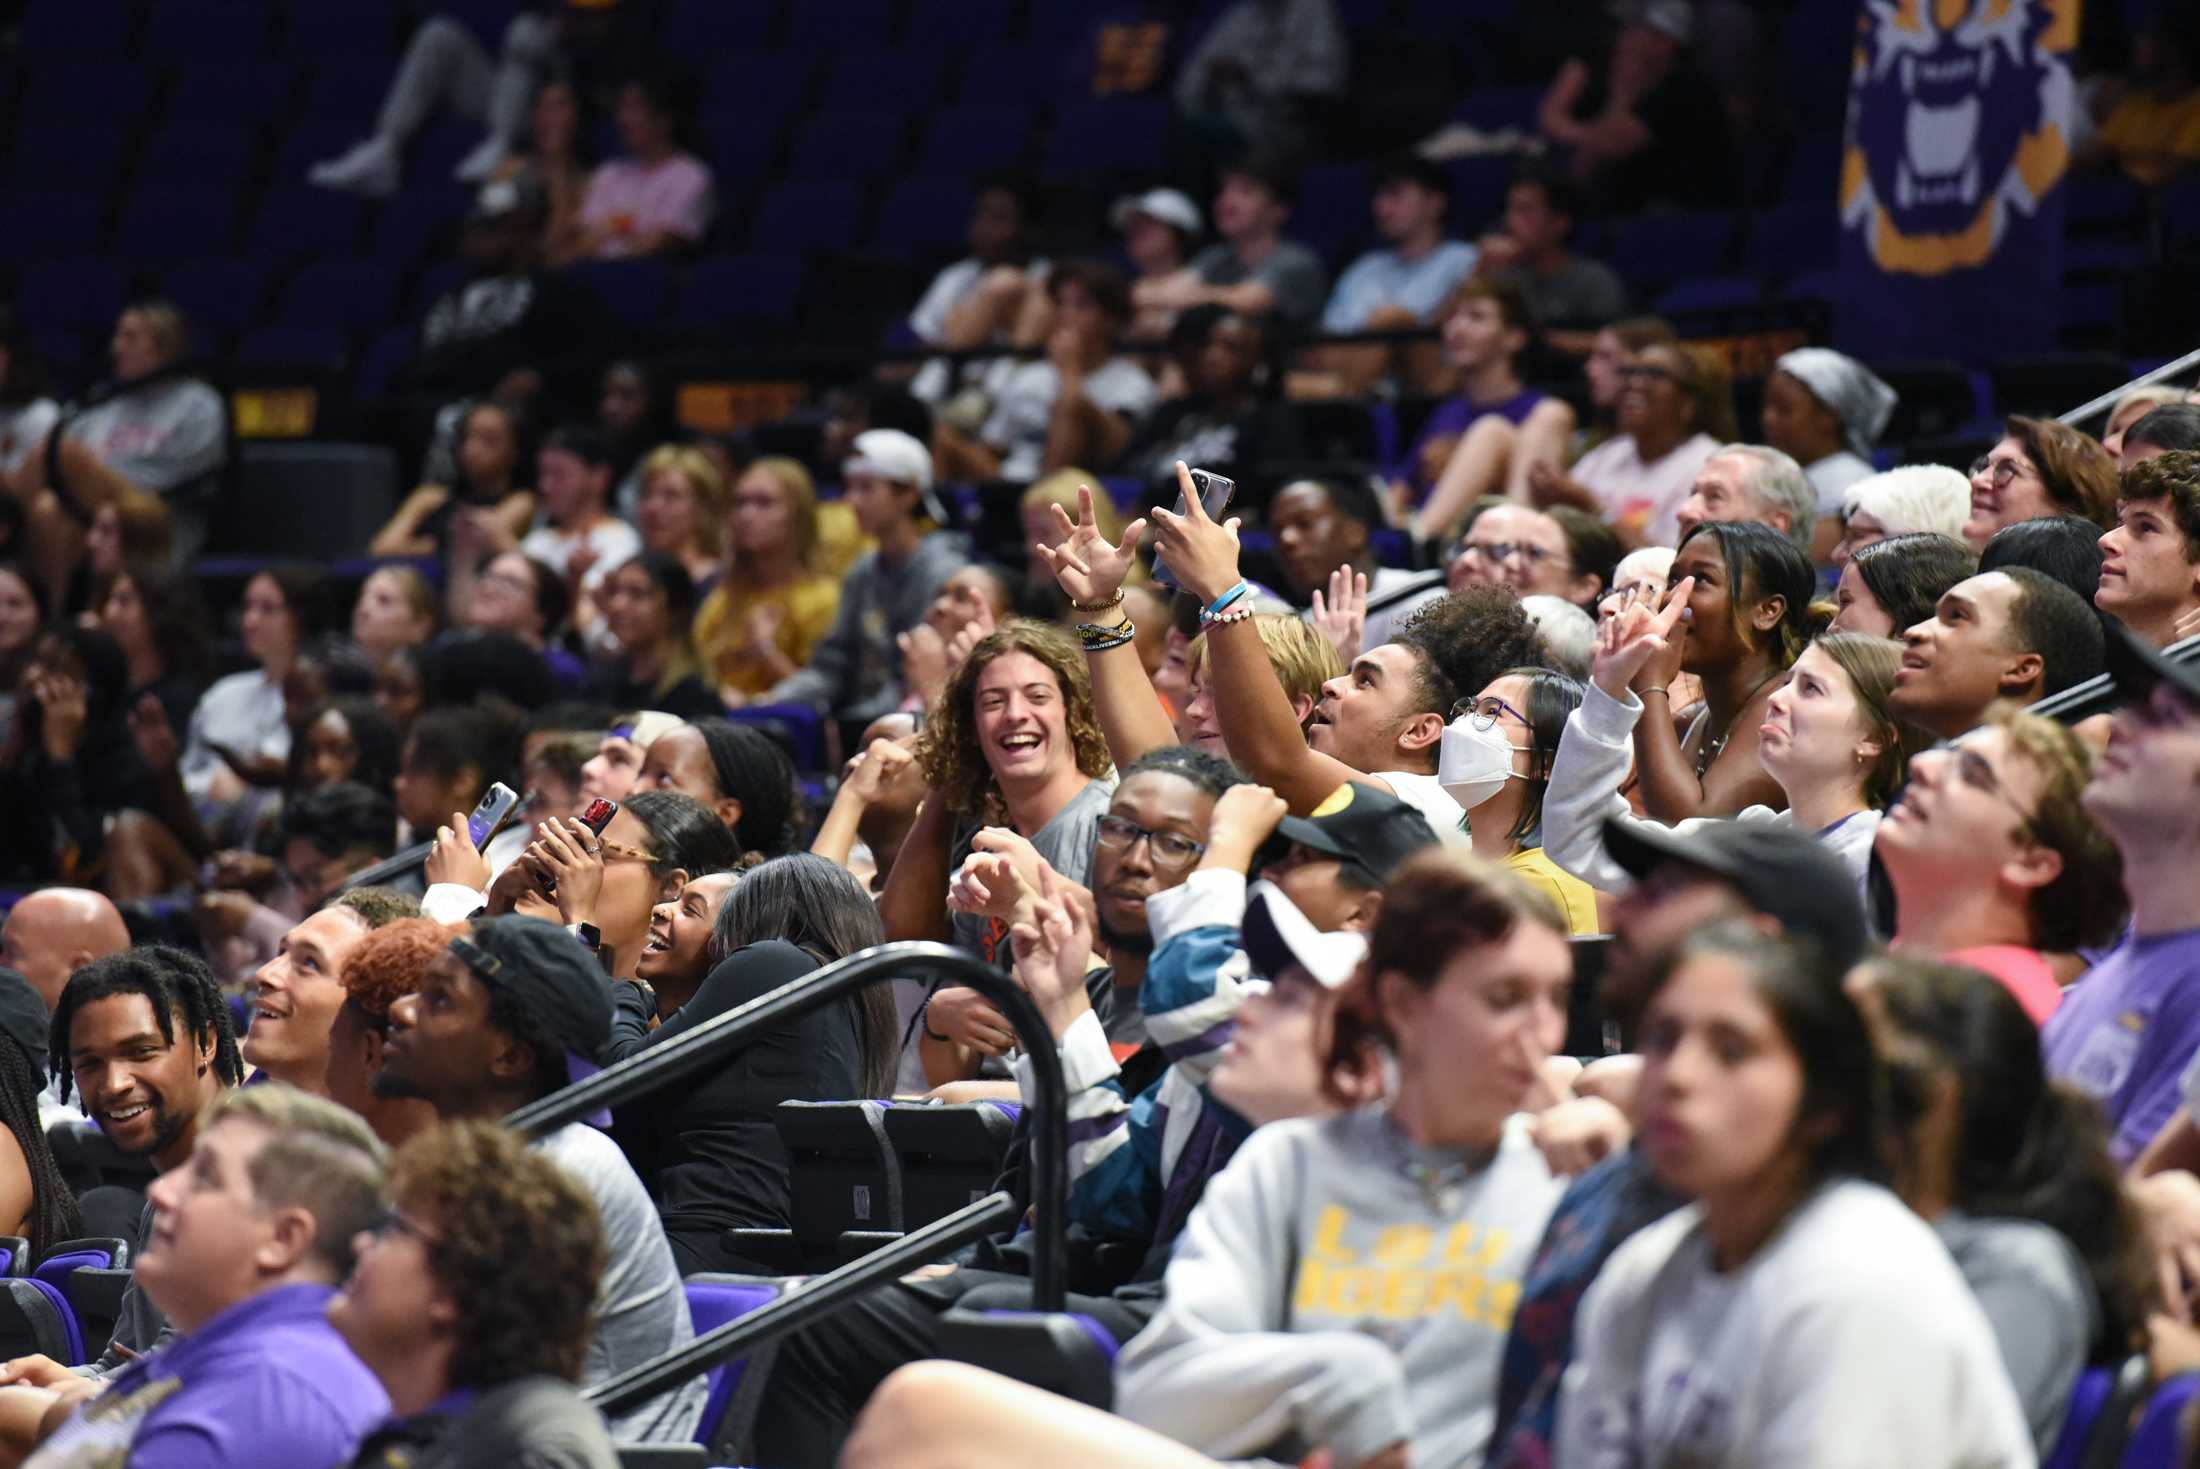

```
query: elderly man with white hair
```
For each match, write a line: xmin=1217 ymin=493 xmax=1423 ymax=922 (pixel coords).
xmin=1830 ymin=464 xmax=1972 ymax=568
xmin=1671 ymin=443 xmax=1818 ymax=554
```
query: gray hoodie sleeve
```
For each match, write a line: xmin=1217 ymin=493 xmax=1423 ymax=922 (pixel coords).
xmin=1543 ymin=684 xmax=1748 ymax=893
xmin=1115 ymin=1124 xmax=1413 ymax=1464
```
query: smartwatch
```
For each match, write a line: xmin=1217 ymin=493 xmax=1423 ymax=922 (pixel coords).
xmin=569 ymin=922 xmax=603 ymax=953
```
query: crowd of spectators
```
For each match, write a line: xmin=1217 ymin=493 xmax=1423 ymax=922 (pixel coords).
xmin=7 ymin=0 xmax=2200 ymax=1466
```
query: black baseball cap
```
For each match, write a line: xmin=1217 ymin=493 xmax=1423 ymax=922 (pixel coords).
xmin=0 ymin=971 xmax=48 ymax=1084
xmin=1274 ymin=781 xmax=1442 ymax=888
xmin=447 ymin=917 xmax=613 ymax=1103
xmin=2102 ymin=618 xmax=2200 ymax=707
xmin=1603 ymin=818 xmax=1868 ymax=971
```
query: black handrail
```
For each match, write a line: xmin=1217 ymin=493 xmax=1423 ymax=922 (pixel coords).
xmin=504 ymin=940 xmax=1069 ymax=1309
xmin=583 ymin=1192 xmax=1021 ymax=1419
xmin=2058 ymin=343 xmax=2200 ymax=427
xmin=2027 ymin=632 xmax=2200 ymax=724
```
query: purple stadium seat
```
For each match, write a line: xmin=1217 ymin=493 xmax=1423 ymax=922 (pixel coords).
xmin=917 ymin=104 xmax=1032 ymax=177
xmin=1654 ymin=276 xmax=1763 ymax=315
xmin=236 ymin=326 xmax=351 ymax=373
xmin=663 ymin=0 xmax=780 ymax=55
xmin=18 ymin=0 xmax=133 ymax=52
xmin=355 ymin=326 xmax=416 ymax=401
xmin=1742 ymin=201 xmax=1838 ymax=278
xmin=248 ymin=187 xmax=366 ymax=258
xmin=907 ymin=0 xmax=1008 ymax=42
xmin=1043 ymin=98 xmax=1168 ymax=180
xmin=954 ymin=43 xmax=1071 ymax=106
xmin=873 ymin=177 xmax=974 ymax=252
xmin=1450 ymin=83 xmax=1543 ymax=132
xmin=141 ymin=122 xmax=260 ymax=187
xmin=791 ymin=110 xmax=912 ymax=181
xmin=14 ymin=261 xmax=130 ymax=337
xmin=0 ymin=1279 xmax=83 ymax=1365
xmin=676 ymin=254 xmax=807 ymax=330
xmin=371 ymin=187 xmax=475 ymax=271
xmin=2042 ymin=1365 xmax=2115 ymax=1469
xmin=750 ymin=182 xmax=865 ymax=254
xmin=820 ymin=51 xmax=949 ymax=114
xmin=722 ymin=703 xmax=825 ymax=772
xmin=0 ymin=194 xmax=102 ymax=265
xmin=790 ymin=0 xmax=896 ymax=46
xmin=565 ymin=259 xmax=673 ymax=331
xmin=278 ymin=260 xmax=401 ymax=334
xmin=2123 ymin=1373 xmax=2200 ymax=1468
xmin=1609 ymin=209 xmax=1741 ymax=293
xmin=145 ymin=0 xmax=273 ymax=58
xmin=680 ymin=1276 xmax=781 ymax=1450
xmin=302 ymin=58 xmax=397 ymax=120
xmin=9 ymin=122 xmax=126 ymax=195
xmin=285 ymin=3 xmax=397 ymax=60
xmin=703 ymin=52 xmax=815 ymax=128
xmin=169 ymin=61 xmax=300 ymax=122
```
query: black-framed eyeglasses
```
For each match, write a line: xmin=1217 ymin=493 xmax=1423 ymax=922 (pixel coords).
xmin=1096 ymin=815 xmax=1207 ymax=867
xmin=1450 ymin=694 xmax=1529 ymax=732
xmin=1933 ymin=739 xmax=2044 ymax=843
xmin=366 ymin=1205 xmax=439 ymax=1248
xmin=1968 ymin=454 xmax=2033 ymax=490
xmin=1458 ymin=541 xmax=1568 ymax=569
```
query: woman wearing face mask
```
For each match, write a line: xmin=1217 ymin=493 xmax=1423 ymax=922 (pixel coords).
xmin=578 ymin=710 xmax=684 ymax=805
xmin=1441 ymin=667 xmax=1599 ymax=934
xmin=1543 ymin=630 xmax=1920 ymax=897
xmin=606 ymin=853 xmax=897 ymax=1275
xmin=1596 ymin=521 xmax=1817 ymax=825
xmin=1555 ymin=926 xmax=2035 ymax=1467
xmin=1855 ymin=955 xmax=2150 ymax=1457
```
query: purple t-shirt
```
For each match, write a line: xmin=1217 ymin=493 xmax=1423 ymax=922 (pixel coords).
xmin=27 ymin=1283 xmax=389 ymax=1469
xmin=2040 ymin=926 xmax=2200 ymax=1163
xmin=1401 ymin=388 xmax=1549 ymax=501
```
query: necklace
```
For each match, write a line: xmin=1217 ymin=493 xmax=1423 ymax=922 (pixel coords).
xmin=1694 ymin=668 xmax=1785 ymax=779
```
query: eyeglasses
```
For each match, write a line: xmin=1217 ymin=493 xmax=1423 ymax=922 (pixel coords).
xmin=1457 ymin=541 xmax=1567 ymax=569
xmin=1969 ymin=454 xmax=2034 ymax=491
xmin=1450 ymin=694 xmax=1529 ymax=732
xmin=366 ymin=1205 xmax=439 ymax=1248
xmin=1932 ymin=740 xmax=2044 ymax=843
xmin=1096 ymin=814 xmax=1207 ymax=867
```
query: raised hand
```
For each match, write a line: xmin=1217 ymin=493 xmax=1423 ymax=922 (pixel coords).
xmin=1308 ymin=564 xmax=1367 ymax=664
xmin=1149 ymin=460 xmax=1242 ymax=604
xmin=525 ymin=817 xmax=606 ymax=928
xmin=942 ymin=597 xmax=998 ymax=678
xmin=895 ymin=624 xmax=950 ymax=710
xmin=424 ymin=809 xmax=491 ymax=891
xmin=1589 ymin=575 xmax=1693 ymax=700
xmin=844 ymin=736 xmax=921 ymax=808
xmin=30 ymin=670 xmax=87 ymax=761
xmin=1034 ymin=483 xmax=1148 ymax=609
xmin=948 ymin=848 xmax=1031 ymax=923
xmin=1202 ymin=782 xmax=1289 ymax=873
xmin=1008 ymin=867 xmax=1097 ymax=1039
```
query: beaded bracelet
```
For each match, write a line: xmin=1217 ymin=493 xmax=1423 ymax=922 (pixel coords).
xmin=1204 ymin=606 xmax=1256 ymax=629
xmin=1199 ymin=581 xmax=1250 ymax=624
xmin=1078 ymin=619 xmax=1136 ymax=651
xmin=1080 ymin=629 xmax=1136 ymax=653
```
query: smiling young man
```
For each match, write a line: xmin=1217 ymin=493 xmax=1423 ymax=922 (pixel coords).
xmin=333 ymin=1122 xmax=619 ymax=1469
xmin=1875 ymin=707 xmax=2124 ymax=1025
xmin=883 ymin=620 xmax=1117 ymax=966
xmin=1888 ymin=568 xmax=2107 ymax=740
xmin=15 ymin=1086 xmax=388 ymax=1469
xmin=2043 ymin=625 xmax=2200 ymax=1162
xmin=2096 ymin=450 xmax=2200 ymax=649
xmin=245 ymin=888 xmax=419 ymax=1095
xmin=372 ymin=916 xmax=705 ymax=1445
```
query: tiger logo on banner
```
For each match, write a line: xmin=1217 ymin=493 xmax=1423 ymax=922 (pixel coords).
xmin=1835 ymin=0 xmax=2080 ymax=357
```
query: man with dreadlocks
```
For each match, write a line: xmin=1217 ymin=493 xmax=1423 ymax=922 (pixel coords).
xmin=0 ymin=946 xmax=242 ymax=1389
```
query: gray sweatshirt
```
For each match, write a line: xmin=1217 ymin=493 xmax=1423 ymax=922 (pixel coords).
xmin=64 ymin=378 xmax=226 ymax=495
xmin=1540 ymin=682 xmax=1881 ymax=900
xmin=767 ymin=530 xmax=968 ymax=720
xmin=1116 ymin=1106 xmax=1565 ymax=1469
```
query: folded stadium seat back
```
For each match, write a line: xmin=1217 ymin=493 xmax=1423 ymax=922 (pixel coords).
xmin=372 ymin=186 xmax=475 ymax=274
xmin=1777 ymin=268 xmax=1840 ymax=313
xmin=564 ymin=258 xmax=673 ymax=333
xmin=820 ymin=50 xmax=948 ymax=114
xmin=0 ymin=194 xmax=102 ymax=267
xmin=2042 ymin=1363 xmax=2118 ymax=1469
xmin=1369 ymin=528 xmax=1412 ymax=569
xmin=17 ymin=0 xmax=134 ymax=52
xmin=1566 ymin=934 xmax=1612 ymax=1058
xmin=936 ymin=1307 xmax=1117 ymax=1409
xmin=881 ymin=1101 xmax=1016 ymax=1233
xmin=142 ymin=121 xmax=261 ymax=187
xmin=679 ymin=1274 xmax=782 ymax=1458
xmin=774 ymin=1100 xmax=904 ymax=1267
xmin=283 ymin=2 xmax=398 ymax=61
xmin=300 ymin=59 xmax=397 ymax=122
xmin=9 ymin=121 xmax=127 ymax=198
xmin=1609 ymin=209 xmax=1741 ymax=298
xmin=674 ymin=254 xmax=807 ymax=332
xmin=0 ymin=1280 xmax=83 ymax=1365
xmin=662 ymin=0 xmax=780 ymax=55
xmin=1654 ymin=276 xmax=1762 ymax=317
xmin=117 ymin=186 xmax=246 ymax=267
xmin=235 ymin=325 xmax=349 ymax=376
xmin=1448 ymin=82 xmax=1544 ymax=134
xmin=874 ymin=178 xmax=976 ymax=254
xmin=45 ymin=1122 xmax=155 ymax=1199
xmin=1741 ymin=202 xmax=1837 ymax=280
xmin=409 ymin=260 xmax=468 ymax=317
xmin=0 ymin=1239 xmax=27 ymax=1279
xmin=748 ymin=182 xmax=866 ymax=255
xmin=953 ymin=43 xmax=1071 ymax=107
xmin=702 ymin=113 xmax=790 ymax=191
xmin=33 ymin=1239 xmax=130 ymax=1299
xmin=702 ymin=52 xmax=816 ymax=134
xmin=789 ymin=110 xmax=912 ymax=182
xmin=916 ymin=105 xmax=1031 ymax=179
xmin=277 ymin=259 xmax=402 ymax=334
xmin=2160 ymin=175 xmax=2200 ymax=251
xmin=1042 ymin=98 xmax=1168 ymax=181
xmin=248 ymin=187 xmax=367 ymax=259
xmin=61 ymin=1267 xmax=132 ymax=1360
xmin=144 ymin=0 xmax=274 ymax=59
xmin=13 ymin=261 xmax=130 ymax=339
xmin=209 ymin=442 xmax=400 ymax=559
xmin=1986 ymin=353 xmax=2131 ymax=420
xmin=2060 ymin=282 xmax=2121 ymax=351
xmin=2121 ymin=1374 xmax=2200 ymax=1468
xmin=720 ymin=704 xmax=824 ymax=773
xmin=907 ymin=0 xmax=1009 ymax=47
xmin=1870 ymin=360 xmax=1987 ymax=446
xmin=169 ymin=62 xmax=300 ymax=123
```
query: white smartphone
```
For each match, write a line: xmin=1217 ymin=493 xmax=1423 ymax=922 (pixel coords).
xmin=1152 ymin=468 xmax=1236 ymax=590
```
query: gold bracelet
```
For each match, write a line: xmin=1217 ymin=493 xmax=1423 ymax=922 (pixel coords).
xmin=1069 ymin=591 xmax=1125 ymax=613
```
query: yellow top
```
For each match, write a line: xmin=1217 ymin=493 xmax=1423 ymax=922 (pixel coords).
xmin=814 ymin=501 xmax=871 ymax=580
xmin=2098 ymin=91 xmax=2200 ymax=187
xmin=1505 ymin=845 xmax=1603 ymax=937
xmin=693 ymin=573 xmax=843 ymax=698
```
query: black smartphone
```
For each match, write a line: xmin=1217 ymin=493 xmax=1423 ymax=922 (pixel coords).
xmin=465 ymin=782 xmax=522 ymax=847
xmin=1152 ymin=468 xmax=1236 ymax=590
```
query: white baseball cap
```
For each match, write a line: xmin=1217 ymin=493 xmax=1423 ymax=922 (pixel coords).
xmin=845 ymin=428 xmax=934 ymax=493
xmin=1243 ymin=880 xmax=1368 ymax=990
xmin=1110 ymin=188 xmax=1203 ymax=238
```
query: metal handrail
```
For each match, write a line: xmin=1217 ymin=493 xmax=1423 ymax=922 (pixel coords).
xmin=504 ymin=940 xmax=1068 ymax=1310
xmin=2027 ymin=633 xmax=2200 ymax=724
xmin=2058 ymin=344 xmax=2200 ymax=428
xmin=583 ymin=1193 xmax=1020 ymax=1418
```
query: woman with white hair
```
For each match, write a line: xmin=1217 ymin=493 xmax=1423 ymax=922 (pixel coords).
xmin=1761 ymin=348 xmax=1899 ymax=518
xmin=1829 ymin=464 xmax=1972 ymax=568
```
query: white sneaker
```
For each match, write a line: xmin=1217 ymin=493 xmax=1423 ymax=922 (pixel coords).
xmin=452 ymin=135 xmax=508 ymax=184
xmin=308 ymin=137 xmax=400 ymax=197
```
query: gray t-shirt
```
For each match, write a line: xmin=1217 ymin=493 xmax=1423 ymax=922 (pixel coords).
xmin=769 ymin=531 xmax=970 ymax=721
xmin=536 ymin=1124 xmax=708 ymax=1445
xmin=949 ymin=775 xmax=1119 ymax=968
xmin=1191 ymin=240 xmax=1330 ymax=332
xmin=387 ymin=1376 xmax=620 ymax=1469
xmin=64 ymin=378 xmax=226 ymax=495
xmin=1493 ymin=258 xmax=1628 ymax=330
xmin=1934 ymin=1210 xmax=2097 ymax=1457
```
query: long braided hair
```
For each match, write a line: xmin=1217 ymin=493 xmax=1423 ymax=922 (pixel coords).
xmin=50 ymin=946 xmax=244 ymax=1104
xmin=0 ymin=1038 xmax=79 ymax=1258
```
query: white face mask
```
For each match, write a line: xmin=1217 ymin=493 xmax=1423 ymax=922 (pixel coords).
xmin=1438 ymin=717 xmax=1522 ymax=810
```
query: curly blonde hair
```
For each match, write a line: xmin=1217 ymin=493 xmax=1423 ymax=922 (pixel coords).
xmin=917 ymin=619 xmax=1113 ymax=821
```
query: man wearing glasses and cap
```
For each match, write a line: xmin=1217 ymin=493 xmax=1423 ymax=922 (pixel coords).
xmin=767 ymin=428 xmax=969 ymax=724
xmin=373 ymin=916 xmax=706 ymax=1445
